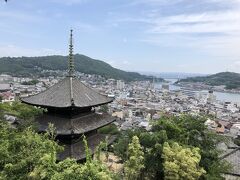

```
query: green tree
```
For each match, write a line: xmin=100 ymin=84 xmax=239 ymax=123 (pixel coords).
xmin=234 ymin=136 xmax=240 ymax=146
xmin=30 ymin=136 xmax=115 ymax=180
xmin=151 ymin=115 xmax=230 ymax=179
xmin=0 ymin=103 xmax=116 ymax=180
xmin=0 ymin=102 xmax=43 ymax=129
xmin=0 ymin=120 xmax=116 ymax=180
xmin=30 ymin=155 xmax=83 ymax=180
xmin=0 ymin=55 xmax=162 ymax=81
xmin=21 ymin=79 xmax=39 ymax=85
xmin=124 ymin=136 xmax=145 ymax=180
xmin=100 ymin=105 xmax=109 ymax=113
xmin=0 ymin=102 xmax=40 ymax=118
xmin=0 ymin=121 xmax=62 ymax=180
xmin=162 ymin=142 xmax=205 ymax=180
xmin=113 ymin=115 xmax=230 ymax=179
xmin=98 ymin=124 xmax=119 ymax=135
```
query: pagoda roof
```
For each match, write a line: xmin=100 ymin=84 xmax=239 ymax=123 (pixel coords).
xmin=58 ymin=133 xmax=116 ymax=161
xmin=21 ymin=77 xmax=113 ymax=108
xmin=36 ymin=112 xmax=116 ymax=135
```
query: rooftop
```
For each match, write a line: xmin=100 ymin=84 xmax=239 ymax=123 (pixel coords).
xmin=36 ymin=112 xmax=115 ymax=135
xmin=21 ymin=30 xmax=113 ymax=108
xmin=21 ymin=77 xmax=113 ymax=108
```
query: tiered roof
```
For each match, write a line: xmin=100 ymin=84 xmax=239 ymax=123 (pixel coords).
xmin=21 ymin=29 xmax=113 ymax=108
xmin=36 ymin=112 xmax=115 ymax=135
xmin=21 ymin=77 xmax=113 ymax=108
xmin=21 ymin=30 xmax=116 ymax=161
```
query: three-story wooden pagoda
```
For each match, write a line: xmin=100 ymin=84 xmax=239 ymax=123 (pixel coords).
xmin=21 ymin=30 xmax=115 ymax=161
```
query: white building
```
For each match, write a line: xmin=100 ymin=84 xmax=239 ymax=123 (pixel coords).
xmin=116 ymin=80 xmax=125 ymax=90
xmin=230 ymin=123 xmax=240 ymax=137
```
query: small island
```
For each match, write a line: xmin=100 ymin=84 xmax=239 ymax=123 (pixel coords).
xmin=175 ymin=72 xmax=240 ymax=93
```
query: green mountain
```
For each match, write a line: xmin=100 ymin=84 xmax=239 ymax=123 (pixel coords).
xmin=177 ymin=72 xmax=240 ymax=89
xmin=0 ymin=54 xmax=162 ymax=81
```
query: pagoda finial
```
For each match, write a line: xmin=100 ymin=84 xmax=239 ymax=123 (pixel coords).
xmin=68 ymin=29 xmax=74 ymax=77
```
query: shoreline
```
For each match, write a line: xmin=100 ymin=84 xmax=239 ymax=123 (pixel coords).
xmin=174 ymin=83 xmax=240 ymax=95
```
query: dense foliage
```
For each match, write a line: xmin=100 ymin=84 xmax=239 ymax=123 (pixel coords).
xmin=0 ymin=102 xmax=43 ymax=129
xmin=0 ymin=103 xmax=116 ymax=180
xmin=163 ymin=142 xmax=205 ymax=180
xmin=0 ymin=55 xmax=162 ymax=81
xmin=0 ymin=121 xmax=115 ymax=180
xmin=124 ymin=136 xmax=144 ymax=180
xmin=29 ymin=135 xmax=115 ymax=180
xmin=98 ymin=124 xmax=119 ymax=135
xmin=21 ymin=79 xmax=39 ymax=85
xmin=234 ymin=136 xmax=240 ymax=146
xmin=113 ymin=115 xmax=230 ymax=179
xmin=177 ymin=72 xmax=240 ymax=89
xmin=0 ymin=103 xmax=231 ymax=179
xmin=0 ymin=122 xmax=62 ymax=180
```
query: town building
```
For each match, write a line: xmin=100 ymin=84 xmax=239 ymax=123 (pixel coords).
xmin=116 ymin=80 xmax=125 ymax=90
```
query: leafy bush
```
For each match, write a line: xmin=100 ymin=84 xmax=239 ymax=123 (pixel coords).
xmin=113 ymin=115 xmax=231 ymax=179
xmin=98 ymin=124 xmax=119 ymax=135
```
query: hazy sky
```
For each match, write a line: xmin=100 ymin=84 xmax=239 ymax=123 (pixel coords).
xmin=1 ymin=0 xmax=240 ymax=74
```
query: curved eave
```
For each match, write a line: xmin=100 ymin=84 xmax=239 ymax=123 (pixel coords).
xmin=36 ymin=113 xmax=116 ymax=135
xmin=42 ymin=117 xmax=116 ymax=136
xmin=21 ymin=97 xmax=114 ymax=109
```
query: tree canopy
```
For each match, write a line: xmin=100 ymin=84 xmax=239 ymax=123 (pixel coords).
xmin=0 ymin=103 xmax=116 ymax=180
xmin=177 ymin=72 xmax=240 ymax=90
xmin=113 ymin=114 xmax=231 ymax=179
xmin=124 ymin=136 xmax=144 ymax=180
xmin=0 ymin=102 xmax=232 ymax=179
xmin=163 ymin=142 xmax=205 ymax=180
xmin=0 ymin=55 xmax=162 ymax=82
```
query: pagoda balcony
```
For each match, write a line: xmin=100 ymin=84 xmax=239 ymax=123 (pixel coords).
xmin=58 ymin=133 xmax=116 ymax=161
xmin=36 ymin=112 xmax=116 ymax=135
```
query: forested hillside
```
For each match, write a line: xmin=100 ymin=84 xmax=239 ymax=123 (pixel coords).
xmin=0 ymin=54 xmax=163 ymax=81
xmin=177 ymin=72 xmax=240 ymax=89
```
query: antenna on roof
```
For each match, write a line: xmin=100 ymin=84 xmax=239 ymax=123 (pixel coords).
xmin=68 ymin=29 xmax=74 ymax=77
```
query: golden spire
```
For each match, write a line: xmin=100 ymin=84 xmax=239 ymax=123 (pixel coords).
xmin=68 ymin=29 xmax=74 ymax=77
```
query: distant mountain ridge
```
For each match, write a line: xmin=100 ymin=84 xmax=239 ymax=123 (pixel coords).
xmin=177 ymin=72 xmax=240 ymax=89
xmin=0 ymin=54 xmax=163 ymax=81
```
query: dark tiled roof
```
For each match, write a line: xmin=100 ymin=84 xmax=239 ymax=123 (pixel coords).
xmin=0 ymin=84 xmax=11 ymax=92
xmin=222 ymin=147 xmax=240 ymax=176
xmin=58 ymin=133 xmax=116 ymax=161
xmin=36 ymin=113 xmax=116 ymax=135
xmin=21 ymin=77 xmax=113 ymax=108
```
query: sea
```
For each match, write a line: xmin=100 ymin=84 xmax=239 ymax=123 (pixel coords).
xmin=154 ymin=79 xmax=240 ymax=103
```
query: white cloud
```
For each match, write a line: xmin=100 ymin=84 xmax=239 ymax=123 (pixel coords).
xmin=117 ymin=0 xmax=240 ymax=36
xmin=50 ymin=0 xmax=89 ymax=5
xmin=228 ymin=61 xmax=240 ymax=73
xmin=122 ymin=60 xmax=131 ymax=65
xmin=117 ymin=1 xmax=240 ymax=59
xmin=0 ymin=45 xmax=63 ymax=57
xmin=118 ymin=10 xmax=240 ymax=35
xmin=130 ymin=0 xmax=240 ymax=7
xmin=73 ymin=22 xmax=98 ymax=32
xmin=0 ymin=10 xmax=44 ymax=23
xmin=126 ymin=0 xmax=184 ymax=6
xmin=147 ymin=11 xmax=240 ymax=34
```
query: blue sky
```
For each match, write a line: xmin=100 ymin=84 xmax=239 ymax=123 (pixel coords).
xmin=1 ymin=0 xmax=240 ymax=74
